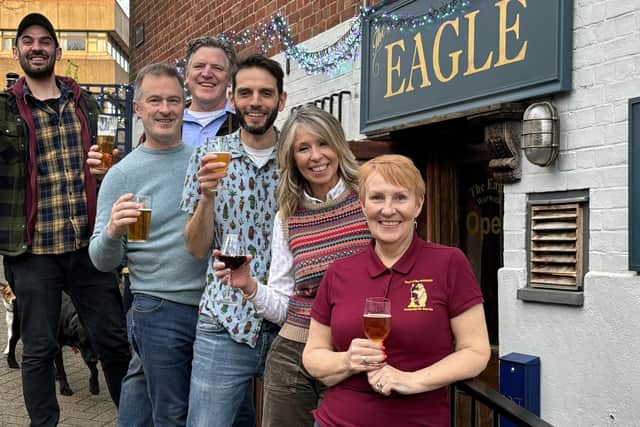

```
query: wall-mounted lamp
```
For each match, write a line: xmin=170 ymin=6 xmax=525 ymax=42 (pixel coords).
xmin=522 ymin=101 xmax=559 ymax=167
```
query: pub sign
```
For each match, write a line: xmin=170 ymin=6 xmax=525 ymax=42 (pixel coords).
xmin=360 ymin=0 xmax=573 ymax=135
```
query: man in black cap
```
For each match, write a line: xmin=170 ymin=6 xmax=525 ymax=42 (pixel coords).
xmin=0 ymin=13 xmax=130 ymax=426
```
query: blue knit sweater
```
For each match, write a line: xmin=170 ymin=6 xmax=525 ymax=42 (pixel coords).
xmin=89 ymin=143 xmax=207 ymax=306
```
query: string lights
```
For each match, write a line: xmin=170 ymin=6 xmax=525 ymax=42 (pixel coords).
xmin=175 ymin=0 xmax=470 ymax=76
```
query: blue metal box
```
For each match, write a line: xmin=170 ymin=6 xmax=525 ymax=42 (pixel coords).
xmin=499 ymin=352 xmax=540 ymax=427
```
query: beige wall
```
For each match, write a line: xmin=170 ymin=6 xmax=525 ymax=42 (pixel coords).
xmin=0 ymin=0 xmax=129 ymax=85
xmin=0 ymin=0 xmax=117 ymax=31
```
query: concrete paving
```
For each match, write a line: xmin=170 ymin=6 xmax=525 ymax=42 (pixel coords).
xmin=1 ymin=258 xmax=118 ymax=426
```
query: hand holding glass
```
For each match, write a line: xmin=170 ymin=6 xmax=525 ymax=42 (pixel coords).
xmin=97 ymin=115 xmax=118 ymax=170
xmin=216 ymin=233 xmax=248 ymax=304
xmin=363 ymin=297 xmax=391 ymax=345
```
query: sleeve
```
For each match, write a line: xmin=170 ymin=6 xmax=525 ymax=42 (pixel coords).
xmin=179 ymin=144 xmax=204 ymax=214
xmin=311 ymin=265 xmax=334 ymax=326
xmin=446 ymin=247 xmax=484 ymax=319
xmin=252 ymin=212 xmax=295 ymax=325
xmin=88 ymin=167 xmax=127 ymax=272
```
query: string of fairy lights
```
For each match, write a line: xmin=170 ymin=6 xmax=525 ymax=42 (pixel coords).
xmin=175 ymin=0 xmax=471 ymax=76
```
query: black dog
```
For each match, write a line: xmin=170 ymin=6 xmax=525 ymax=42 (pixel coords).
xmin=56 ymin=293 xmax=100 ymax=396
xmin=1 ymin=283 xmax=100 ymax=396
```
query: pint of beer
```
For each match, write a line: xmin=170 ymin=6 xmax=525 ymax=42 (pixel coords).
xmin=363 ymin=297 xmax=391 ymax=345
xmin=209 ymin=151 xmax=231 ymax=174
xmin=98 ymin=135 xmax=115 ymax=169
xmin=127 ymin=195 xmax=152 ymax=242
xmin=97 ymin=115 xmax=118 ymax=170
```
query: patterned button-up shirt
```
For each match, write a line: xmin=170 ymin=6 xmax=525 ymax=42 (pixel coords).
xmin=180 ymin=130 xmax=279 ymax=347
xmin=26 ymin=82 xmax=89 ymax=254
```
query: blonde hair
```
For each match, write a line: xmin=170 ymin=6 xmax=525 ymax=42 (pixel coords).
xmin=358 ymin=154 xmax=426 ymax=201
xmin=277 ymin=105 xmax=359 ymax=222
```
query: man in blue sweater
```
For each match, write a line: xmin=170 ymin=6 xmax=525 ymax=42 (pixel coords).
xmin=89 ymin=63 xmax=207 ymax=426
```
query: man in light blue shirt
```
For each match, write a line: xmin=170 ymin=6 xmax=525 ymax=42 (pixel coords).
xmin=182 ymin=36 xmax=239 ymax=146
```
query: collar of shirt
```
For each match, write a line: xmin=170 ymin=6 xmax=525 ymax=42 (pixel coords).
xmin=230 ymin=128 xmax=280 ymax=161
xmin=302 ymin=177 xmax=346 ymax=204
xmin=366 ymin=231 xmax=421 ymax=277
xmin=183 ymin=100 xmax=234 ymax=124
xmin=22 ymin=78 xmax=71 ymax=105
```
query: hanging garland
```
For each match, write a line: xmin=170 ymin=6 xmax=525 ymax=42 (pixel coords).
xmin=175 ymin=0 xmax=470 ymax=76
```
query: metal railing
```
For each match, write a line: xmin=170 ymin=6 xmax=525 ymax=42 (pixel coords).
xmin=451 ymin=379 xmax=553 ymax=427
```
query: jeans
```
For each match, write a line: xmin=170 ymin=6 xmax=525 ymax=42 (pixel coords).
xmin=262 ymin=336 xmax=326 ymax=427
xmin=5 ymin=248 xmax=131 ymax=427
xmin=117 ymin=309 xmax=152 ymax=427
xmin=186 ymin=314 xmax=278 ymax=427
xmin=118 ymin=294 xmax=198 ymax=427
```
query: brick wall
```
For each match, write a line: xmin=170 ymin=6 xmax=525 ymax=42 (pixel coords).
xmin=130 ymin=0 xmax=383 ymax=77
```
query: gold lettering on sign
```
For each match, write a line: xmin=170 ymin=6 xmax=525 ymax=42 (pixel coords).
xmin=385 ymin=39 xmax=406 ymax=98
xmin=494 ymin=0 xmax=528 ymax=67
xmin=463 ymin=10 xmax=493 ymax=76
xmin=433 ymin=18 xmax=462 ymax=83
xmin=406 ymin=33 xmax=432 ymax=93
xmin=379 ymin=0 xmax=530 ymax=98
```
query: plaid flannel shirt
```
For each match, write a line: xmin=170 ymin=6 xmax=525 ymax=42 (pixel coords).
xmin=26 ymin=83 xmax=89 ymax=254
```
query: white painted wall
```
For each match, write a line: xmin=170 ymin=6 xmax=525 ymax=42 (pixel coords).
xmin=273 ymin=18 xmax=364 ymax=141
xmin=500 ymin=1 xmax=640 ymax=425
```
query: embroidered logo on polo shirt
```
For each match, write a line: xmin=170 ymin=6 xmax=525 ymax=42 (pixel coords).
xmin=403 ymin=279 xmax=434 ymax=312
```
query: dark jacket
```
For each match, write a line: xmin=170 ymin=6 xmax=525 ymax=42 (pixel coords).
xmin=0 ymin=76 xmax=100 ymax=256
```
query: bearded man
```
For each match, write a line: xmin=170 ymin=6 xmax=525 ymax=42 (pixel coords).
xmin=0 ymin=13 xmax=130 ymax=427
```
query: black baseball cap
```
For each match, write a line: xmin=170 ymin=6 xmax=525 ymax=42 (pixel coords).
xmin=16 ymin=13 xmax=59 ymax=47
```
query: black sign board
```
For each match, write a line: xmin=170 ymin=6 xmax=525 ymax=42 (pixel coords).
xmin=360 ymin=0 xmax=573 ymax=134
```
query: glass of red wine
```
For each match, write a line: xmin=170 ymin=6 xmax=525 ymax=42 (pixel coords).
xmin=216 ymin=233 xmax=248 ymax=304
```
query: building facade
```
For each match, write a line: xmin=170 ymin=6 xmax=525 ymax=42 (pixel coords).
xmin=131 ymin=0 xmax=640 ymax=425
xmin=0 ymin=0 xmax=130 ymax=85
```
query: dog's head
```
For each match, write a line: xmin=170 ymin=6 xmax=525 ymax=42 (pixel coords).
xmin=0 ymin=281 xmax=15 ymax=307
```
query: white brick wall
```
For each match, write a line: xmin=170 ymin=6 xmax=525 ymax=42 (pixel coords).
xmin=501 ymin=2 xmax=640 ymax=425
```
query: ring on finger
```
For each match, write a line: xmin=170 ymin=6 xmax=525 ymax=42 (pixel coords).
xmin=375 ymin=382 xmax=383 ymax=391
xmin=361 ymin=355 xmax=368 ymax=365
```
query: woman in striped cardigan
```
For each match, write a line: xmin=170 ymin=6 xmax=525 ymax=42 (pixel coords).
xmin=213 ymin=105 xmax=370 ymax=426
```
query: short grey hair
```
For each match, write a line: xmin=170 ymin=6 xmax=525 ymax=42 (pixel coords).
xmin=185 ymin=36 xmax=237 ymax=74
xmin=133 ymin=63 xmax=184 ymax=102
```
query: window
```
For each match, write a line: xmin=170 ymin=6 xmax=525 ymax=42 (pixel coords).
xmin=518 ymin=190 xmax=588 ymax=306
xmin=60 ymin=32 xmax=86 ymax=51
xmin=88 ymin=32 xmax=107 ymax=53
xmin=2 ymin=31 xmax=15 ymax=50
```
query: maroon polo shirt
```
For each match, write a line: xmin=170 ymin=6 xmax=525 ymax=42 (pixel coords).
xmin=311 ymin=232 xmax=484 ymax=427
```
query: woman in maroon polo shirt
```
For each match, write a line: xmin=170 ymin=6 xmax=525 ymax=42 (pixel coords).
xmin=303 ymin=154 xmax=491 ymax=427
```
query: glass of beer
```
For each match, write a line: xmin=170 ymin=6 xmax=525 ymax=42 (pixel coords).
xmin=363 ymin=297 xmax=391 ymax=345
xmin=127 ymin=195 xmax=152 ymax=242
xmin=97 ymin=114 xmax=118 ymax=170
xmin=207 ymin=137 xmax=231 ymax=192
xmin=216 ymin=233 xmax=248 ymax=304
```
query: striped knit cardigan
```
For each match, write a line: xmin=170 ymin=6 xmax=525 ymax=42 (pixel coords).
xmin=278 ymin=188 xmax=371 ymax=343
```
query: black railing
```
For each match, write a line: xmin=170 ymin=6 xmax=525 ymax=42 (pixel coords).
xmin=451 ymin=379 xmax=553 ymax=427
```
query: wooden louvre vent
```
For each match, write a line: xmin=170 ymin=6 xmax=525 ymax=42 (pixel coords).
xmin=529 ymin=203 xmax=583 ymax=290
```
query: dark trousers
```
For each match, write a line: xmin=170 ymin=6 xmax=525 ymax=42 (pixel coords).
xmin=262 ymin=336 xmax=326 ymax=427
xmin=5 ymin=248 xmax=131 ymax=427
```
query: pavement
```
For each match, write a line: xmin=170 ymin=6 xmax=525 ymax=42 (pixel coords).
xmin=0 ymin=258 xmax=118 ymax=426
